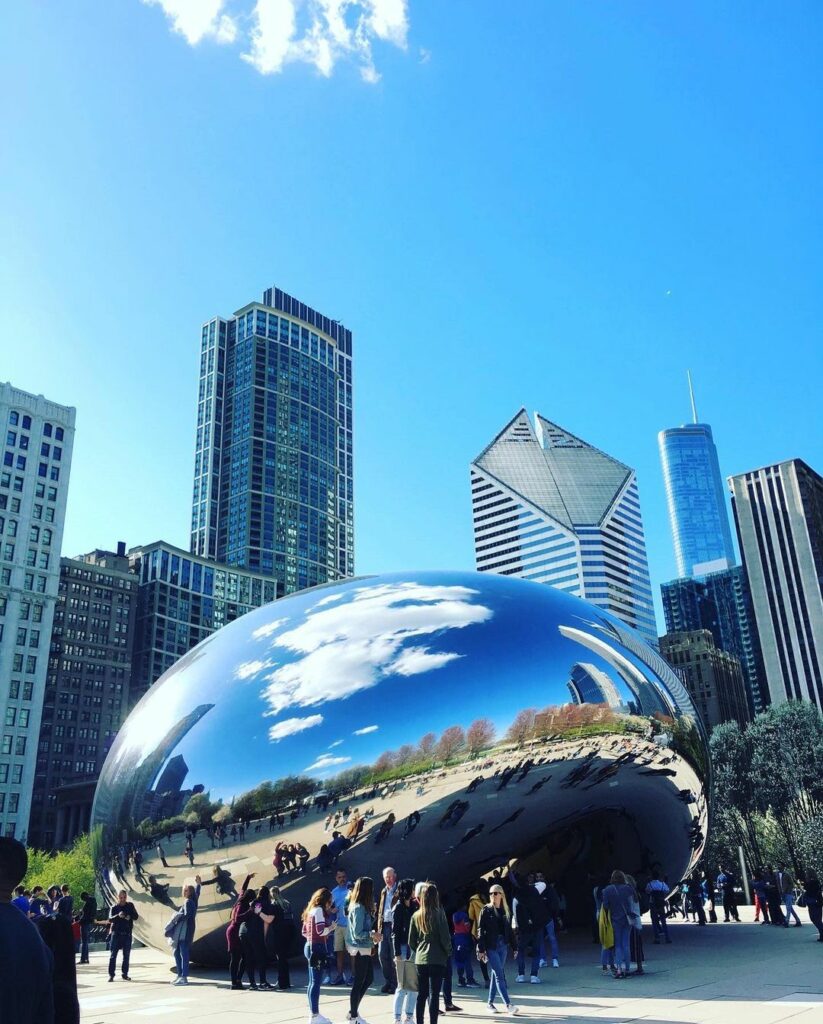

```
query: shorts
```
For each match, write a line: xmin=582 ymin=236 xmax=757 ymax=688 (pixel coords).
xmin=335 ymin=924 xmax=348 ymax=952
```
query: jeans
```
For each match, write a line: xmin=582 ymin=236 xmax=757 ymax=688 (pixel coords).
xmin=381 ymin=922 xmax=397 ymax=989
xmin=80 ymin=923 xmax=91 ymax=962
xmin=416 ymin=963 xmax=445 ymax=1024
xmin=515 ymin=927 xmax=541 ymax=977
xmin=543 ymin=919 xmax=559 ymax=960
xmin=600 ymin=944 xmax=614 ymax=968
xmin=650 ymin=908 xmax=670 ymax=941
xmin=485 ymin=942 xmax=510 ymax=1007
xmin=108 ymin=932 xmax=132 ymax=978
xmin=174 ymin=939 xmax=191 ymax=980
xmin=612 ymin=919 xmax=631 ymax=973
xmin=351 ymin=951 xmax=374 ymax=1016
xmin=306 ymin=942 xmax=323 ymax=1013
xmin=784 ymin=894 xmax=801 ymax=925
xmin=452 ymin=937 xmax=475 ymax=983
xmin=393 ymin=951 xmax=417 ymax=1021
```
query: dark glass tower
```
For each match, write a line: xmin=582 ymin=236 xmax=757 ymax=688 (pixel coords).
xmin=190 ymin=286 xmax=354 ymax=595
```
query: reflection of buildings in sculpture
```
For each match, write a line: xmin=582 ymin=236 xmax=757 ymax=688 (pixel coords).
xmin=558 ymin=623 xmax=670 ymax=718
xmin=98 ymin=703 xmax=214 ymax=830
xmin=147 ymin=755 xmax=204 ymax=820
xmin=567 ymin=662 xmax=626 ymax=710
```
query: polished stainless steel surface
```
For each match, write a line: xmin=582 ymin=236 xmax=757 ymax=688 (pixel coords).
xmin=91 ymin=571 xmax=709 ymax=963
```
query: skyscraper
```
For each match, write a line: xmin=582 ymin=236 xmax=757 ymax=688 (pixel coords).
xmin=0 ymin=383 xmax=75 ymax=841
xmin=191 ymin=285 xmax=354 ymax=595
xmin=470 ymin=409 xmax=657 ymax=643
xmin=658 ymin=382 xmax=735 ymax=578
xmin=659 ymin=629 xmax=751 ymax=731
xmin=729 ymin=460 xmax=823 ymax=710
xmin=661 ymin=565 xmax=767 ymax=714
xmin=28 ymin=545 xmax=137 ymax=849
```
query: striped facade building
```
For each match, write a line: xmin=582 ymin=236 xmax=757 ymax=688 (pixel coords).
xmin=470 ymin=409 xmax=657 ymax=644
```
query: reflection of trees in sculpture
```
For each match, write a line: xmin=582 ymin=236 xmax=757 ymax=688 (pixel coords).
xmin=231 ymin=774 xmax=316 ymax=820
xmin=507 ymin=702 xmax=639 ymax=742
xmin=437 ymin=725 xmax=466 ymax=761
xmin=507 ymin=709 xmax=537 ymax=744
xmin=466 ymin=718 xmax=496 ymax=754
xmin=418 ymin=732 xmax=436 ymax=758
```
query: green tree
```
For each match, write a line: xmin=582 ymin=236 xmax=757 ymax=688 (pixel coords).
xmin=24 ymin=834 xmax=95 ymax=897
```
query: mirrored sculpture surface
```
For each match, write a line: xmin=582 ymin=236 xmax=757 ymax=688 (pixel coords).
xmin=91 ymin=571 xmax=710 ymax=963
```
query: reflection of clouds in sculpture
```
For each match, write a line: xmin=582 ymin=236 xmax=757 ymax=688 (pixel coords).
xmin=250 ymin=618 xmax=287 ymax=640
xmin=268 ymin=714 xmax=324 ymax=742
xmin=353 ymin=725 xmax=378 ymax=735
xmin=329 ymin=739 xmax=344 ymax=748
xmin=259 ymin=582 xmax=492 ymax=716
xmin=305 ymin=753 xmax=351 ymax=773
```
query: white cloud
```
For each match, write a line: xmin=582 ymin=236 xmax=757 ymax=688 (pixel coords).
xmin=328 ymin=739 xmax=344 ymax=748
xmin=258 ymin=581 xmax=492 ymax=716
xmin=144 ymin=0 xmax=410 ymax=81
xmin=251 ymin=618 xmax=287 ymax=640
xmin=306 ymin=753 xmax=351 ymax=772
xmin=235 ymin=659 xmax=273 ymax=680
xmin=267 ymin=713 xmax=323 ymax=742
xmin=143 ymin=0 xmax=238 ymax=45
xmin=353 ymin=724 xmax=378 ymax=735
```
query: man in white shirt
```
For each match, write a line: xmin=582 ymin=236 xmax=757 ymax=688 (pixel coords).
xmin=377 ymin=866 xmax=398 ymax=993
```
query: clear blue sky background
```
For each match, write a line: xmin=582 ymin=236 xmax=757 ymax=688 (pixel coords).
xmin=2 ymin=1 xmax=821 ymax=629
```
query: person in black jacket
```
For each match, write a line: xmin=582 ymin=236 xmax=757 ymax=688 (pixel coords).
xmin=34 ymin=913 xmax=80 ymax=1024
xmin=476 ymin=886 xmax=518 ymax=1015
xmin=510 ymin=870 xmax=544 ymax=983
xmin=108 ymin=890 xmax=139 ymax=981
xmin=76 ymin=891 xmax=97 ymax=964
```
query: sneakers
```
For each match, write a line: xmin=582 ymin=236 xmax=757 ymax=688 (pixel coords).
xmin=466 ymin=980 xmax=482 ymax=988
xmin=172 ymin=977 xmax=188 ymax=986
xmin=505 ymin=1006 xmax=519 ymax=1016
xmin=108 ymin=977 xmax=114 ymax=983
xmin=529 ymin=976 xmax=541 ymax=984
xmin=551 ymin=958 xmax=559 ymax=968
xmin=402 ymin=1016 xmax=414 ymax=1024
xmin=515 ymin=975 xmax=526 ymax=983
xmin=332 ymin=975 xmax=346 ymax=986
xmin=538 ymin=959 xmax=547 ymax=968
xmin=309 ymin=1015 xmax=332 ymax=1024
xmin=122 ymin=975 xmax=131 ymax=981
xmin=444 ymin=1004 xmax=462 ymax=1012
xmin=322 ymin=975 xmax=332 ymax=984
xmin=487 ymin=1006 xmax=499 ymax=1015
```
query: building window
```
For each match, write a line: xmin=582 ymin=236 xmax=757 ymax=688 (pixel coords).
xmin=4 ymin=708 xmax=15 ymax=727
xmin=1 ymin=736 xmax=11 ymax=755
xmin=43 ymin=423 xmax=52 ymax=437
xmin=15 ymin=737 xmax=26 ymax=756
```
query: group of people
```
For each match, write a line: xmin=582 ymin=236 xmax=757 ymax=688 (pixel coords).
xmin=751 ymin=864 xmax=823 ymax=937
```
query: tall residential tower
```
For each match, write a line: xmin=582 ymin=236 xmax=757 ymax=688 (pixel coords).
xmin=191 ymin=285 xmax=354 ymax=595
xmin=729 ymin=459 xmax=823 ymax=710
xmin=0 ymin=383 xmax=75 ymax=841
xmin=470 ymin=409 xmax=657 ymax=643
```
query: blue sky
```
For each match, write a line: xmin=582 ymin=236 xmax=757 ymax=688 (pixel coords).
xmin=2 ymin=2 xmax=821 ymax=628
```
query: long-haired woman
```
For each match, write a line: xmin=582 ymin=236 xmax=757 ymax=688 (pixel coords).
xmin=408 ymin=882 xmax=452 ymax=1024
xmin=600 ymin=870 xmax=634 ymax=979
xmin=302 ymin=887 xmax=336 ymax=1024
xmin=225 ymin=873 xmax=256 ymax=990
xmin=392 ymin=878 xmax=418 ymax=1024
xmin=347 ymin=876 xmax=379 ymax=1024
xmin=476 ymin=884 xmax=518 ymax=1015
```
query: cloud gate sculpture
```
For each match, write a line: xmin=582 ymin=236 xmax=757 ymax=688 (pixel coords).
xmin=91 ymin=571 xmax=709 ymax=964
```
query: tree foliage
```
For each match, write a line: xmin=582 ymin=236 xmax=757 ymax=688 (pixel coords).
xmin=24 ymin=834 xmax=95 ymax=896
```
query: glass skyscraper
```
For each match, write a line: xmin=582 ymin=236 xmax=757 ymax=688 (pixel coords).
xmin=191 ymin=285 xmax=354 ymax=595
xmin=658 ymin=422 xmax=735 ymax=578
xmin=470 ymin=409 xmax=657 ymax=643
xmin=661 ymin=565 xmax=767 ymax=714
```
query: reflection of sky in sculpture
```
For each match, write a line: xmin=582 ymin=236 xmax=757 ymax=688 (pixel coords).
xmin=98 ymin=572 xmax=702 ymax=805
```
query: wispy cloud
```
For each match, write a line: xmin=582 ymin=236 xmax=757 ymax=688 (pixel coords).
xmin=353 ymin=724 xmax=378 ymax=735
xmin=328 ymin=739 xmax=344 ymax=748
xmin=306 ymin=753 xmax=351 ymax=772
xmin=143 ymin=0 xmax=411 ymax=82
xmin=268 ymin=713 xmax=324 ymax=742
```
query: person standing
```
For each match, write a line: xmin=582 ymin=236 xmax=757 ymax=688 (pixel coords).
xmin=409 ymin=882 xmax=452 ymax=1024
xmin=393 ymin=878 xmax=419 ymax=1024
xmin=269 ymin=885 xmax=297 ymax=990
xmin=331 ymin=868 xmax=352 ymax=985
xmin=476 ymin=884 xmax=519 ymax=1015
xmin=775 ymin=865 xmax=802 ymax=927
xmin=0 ymin=837 xmax=57 ymax=1024
xmin=645 ymin=873 xmax=671 ymax=944
xmin=226 ymin=883 xmax=256 ymax=990
xmin=601 ymin=871 xmax=634 ymax=979
xmin=302 ymin=887 xmax=336 ymax=1024
xmin=716 ymin=867 xmax=740 ymax=922
xmin=56 ymin=885 xmax=74 ymax=922
xmin=799 ymin=869 xmax=823 ymax=940
xmin=77 ymin=891 xmax=97 ymax=964
xmin=378 ymin=866 xmax=399 ymax=993
xmin=467 ymin=883 xmax=490 ymax=985
xmin=156 ymin=842 xmax=169 ymax=868
xmin=108 ymin=890 xmax=139 ymax=981
xmin=751 ymin=870 xmax=771 ymax=924
xmin=347 ymin=876 xmax=379 ymax=1024
xmin=172 ymin=876 xmax=202 ymax=986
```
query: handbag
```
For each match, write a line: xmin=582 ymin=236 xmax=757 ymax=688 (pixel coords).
xmin=796 ymin=892 xmax=807 ymax=908
xmin=395 ymin=956 xmax=419 ymax=992
xmin=598 ymin=905 xmax=614 ymax=948
xmin=164 ymin=910 xmax=186 ymax=945
xmin=626 ymin=898 xmax=643 ymax=932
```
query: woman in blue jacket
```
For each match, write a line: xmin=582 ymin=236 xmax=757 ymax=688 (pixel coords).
xmin=347 ymin=876 xmax=379 ymax=1024
xmin=172 ymin=875 xmax=202 ymax=986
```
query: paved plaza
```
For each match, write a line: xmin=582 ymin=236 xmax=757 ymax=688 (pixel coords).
xmin=79 ymin=906 xmax=822 ymax=1024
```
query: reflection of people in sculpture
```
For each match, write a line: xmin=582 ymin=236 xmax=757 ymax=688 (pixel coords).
xmin=489 ymin=808 xmax=524 ymax=835
xmin=375 ymin=813 xmax=396 ymax=844
xmin=317 ymin=844 xmax=333 ymax=872
xmin=328 ymin=832 xmax=352 ymax=864
xmin=439 ymin=800 xmax=470 ymax=829
xmin=147 ymin=875 xmax=174 ymax=906
xmin=273 ymin=843 xmax=286 ymax=876
xmin=466 ymin=776 xmax=484 ymax=794
xmin=295 ymin=844 xmax=310 ymax=872
xmin=346 ymin=812 xmax=363 ymax=840
xmin=446 ymin=824 xmax=484 ymax=853
xmin=401 ymin=811 xmax=421 ymax=840
xmin=200 ymin=864 xmax=238 ymax=899
xmin=526 ymin=775 xmax=550 ymax=795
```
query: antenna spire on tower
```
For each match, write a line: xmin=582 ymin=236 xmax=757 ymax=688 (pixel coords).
xmin=687 ymin=369 xmax=698 ymax=424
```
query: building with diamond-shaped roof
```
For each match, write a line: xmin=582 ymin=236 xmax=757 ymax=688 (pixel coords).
xmin=470 ymin=409 xmax=657 ymax=643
